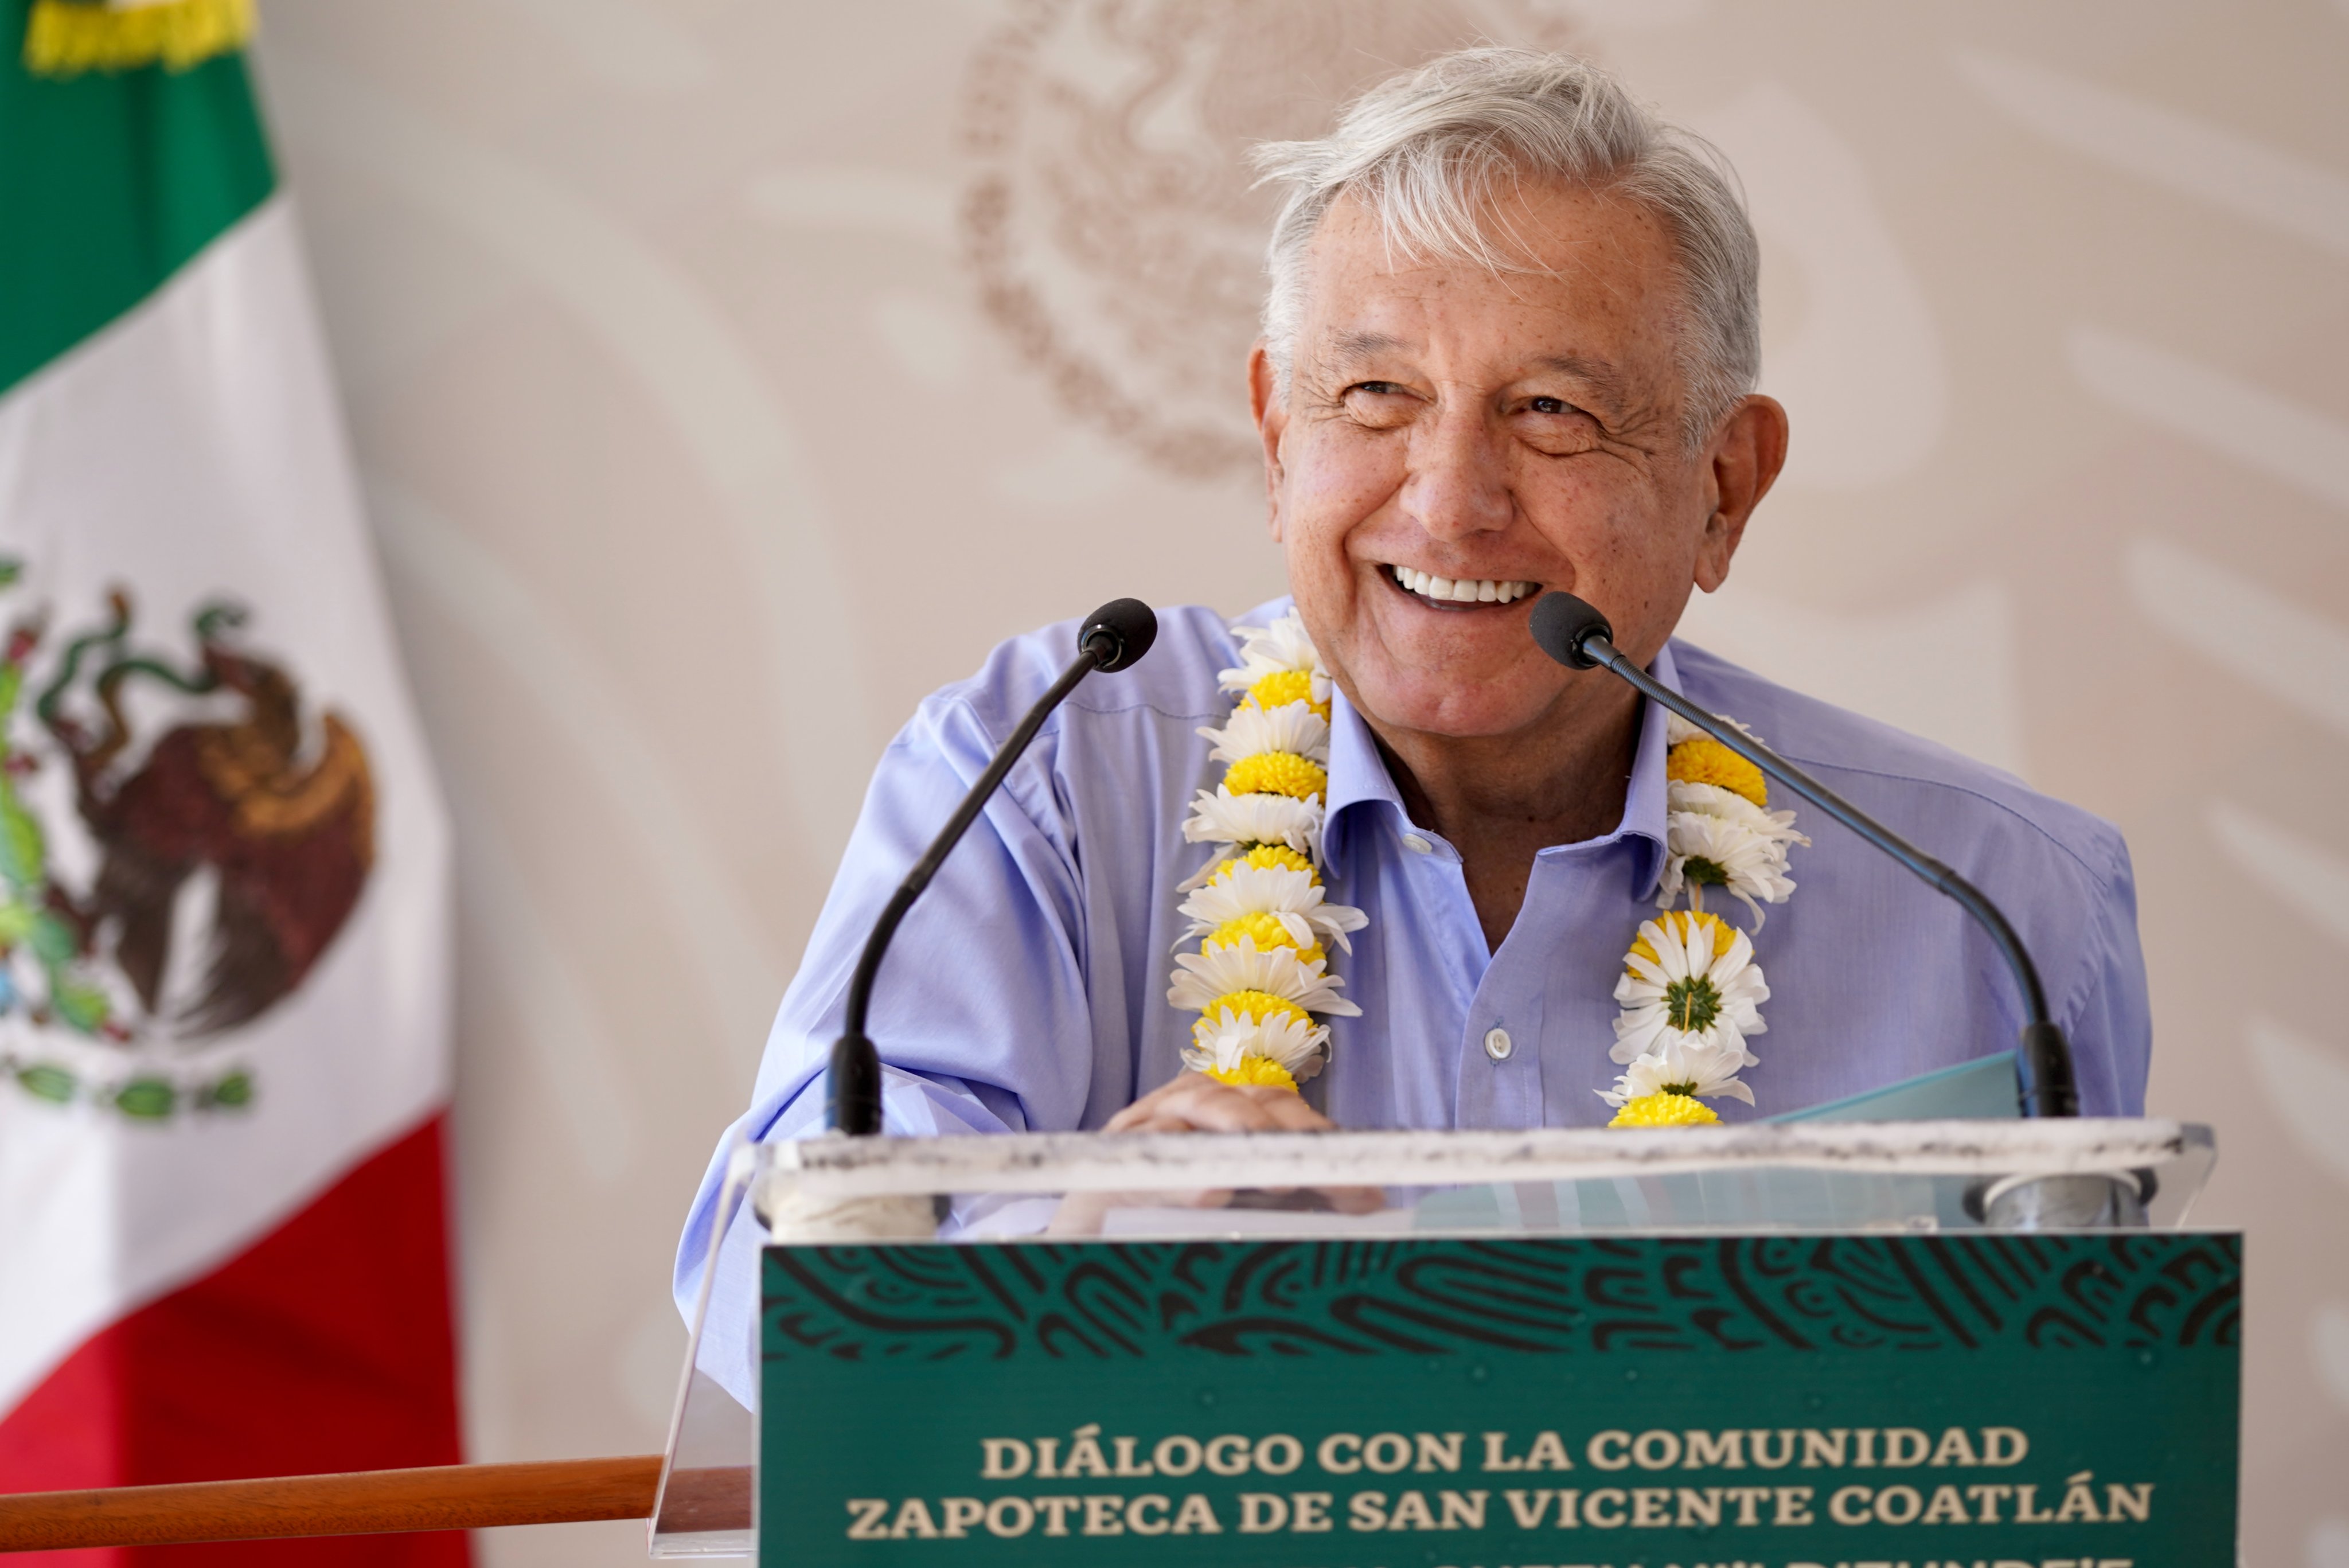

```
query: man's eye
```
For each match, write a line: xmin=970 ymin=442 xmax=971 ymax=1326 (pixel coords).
xmin=1341 ymin=382 xmax=1415 ymax=428
xmin=1528 ymin=396 xmax=1577 ymax=415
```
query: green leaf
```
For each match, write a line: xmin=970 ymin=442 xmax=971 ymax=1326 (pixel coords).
xmin=200 ymin=1070 xmax=253 ymax=1109
xmin=50 ymin=977 xmax=110 ymax=1032
xmin=113 ymin=1078 xmax=176 ymax=1119
xmin=29 ymin=910 xmax=76 ymax=966
xmin=0 ymin=900 xmax=33 ymax=943
xmin=0 ymin=801 xmax=44 ymax=891
xmin=15 ymin=1062 xmax=74 ymax=1102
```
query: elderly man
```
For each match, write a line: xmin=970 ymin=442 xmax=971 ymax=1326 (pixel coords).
xmin=678 ymin=47 xmax=2147 ymax=1345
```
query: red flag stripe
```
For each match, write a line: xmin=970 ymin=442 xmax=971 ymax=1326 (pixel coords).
xmin=0 ymin=1116 xmax=469 ymax=1566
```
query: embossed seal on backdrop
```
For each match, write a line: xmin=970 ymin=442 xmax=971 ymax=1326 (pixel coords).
xmin=959 ymin=1 xmax=1583 ymax=481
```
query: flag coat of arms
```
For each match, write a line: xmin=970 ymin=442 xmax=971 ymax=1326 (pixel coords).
xmin=0 ymin=2 xmax=466 ymax=1557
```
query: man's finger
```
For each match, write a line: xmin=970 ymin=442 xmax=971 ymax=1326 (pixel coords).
xmin=1142 ymin=1091 xmax=1286 ymax=1133
xmin=1105 ymin=1071 xmax=1340 ymax=1136
xmin=1136 ymin=1081 xmax=1313 ymax=1133
xmin=1251 ymin=1089 xmax=1336 ymax=1132
xmin=1103 ymin=1075 xmax=1195 ymax=1132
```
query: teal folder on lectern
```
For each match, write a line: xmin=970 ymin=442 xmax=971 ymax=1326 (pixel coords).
xmin=654 ymin=1114 xmax=2230 ymax=1566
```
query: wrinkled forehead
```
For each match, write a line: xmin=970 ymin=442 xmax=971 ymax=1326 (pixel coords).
xmin=1296 ymin=182 xmax=1688 ymax=384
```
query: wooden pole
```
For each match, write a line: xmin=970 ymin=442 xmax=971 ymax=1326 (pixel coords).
xmin=0 ymin=1454 xmax=752 ymax=1552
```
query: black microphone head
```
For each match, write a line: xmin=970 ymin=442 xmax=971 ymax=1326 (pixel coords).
xmin=1080 ymin=598 xmax=1158 ymax=673
xmin=1528 ymin=591 xmax=1614 ymax=670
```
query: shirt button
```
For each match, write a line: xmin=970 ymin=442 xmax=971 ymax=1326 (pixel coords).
xmin=1400 ymin=833 xmax=1434 ymax=855
xmin=1483 ymin=1028 xmax=1514 ymax=1062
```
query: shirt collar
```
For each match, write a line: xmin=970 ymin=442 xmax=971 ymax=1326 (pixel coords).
xmin=1321 ymin=641 xmax=1681 ymax=895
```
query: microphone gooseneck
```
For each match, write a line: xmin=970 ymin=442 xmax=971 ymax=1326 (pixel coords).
xmin=826 ymin=599 xmax=1161 ymax=1136
xmin=1528 ymin=591 xmax=2080 ymax=1118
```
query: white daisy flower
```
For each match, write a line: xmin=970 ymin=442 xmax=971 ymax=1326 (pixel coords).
xmin=1218 ymin=662 xmax=1333 ymax=708
xmin=1597 ymin=1037 xmax=1755 ymax=1107
xmin=1176 ymin=855 xmax=1229 ymax=893
xmin=1656 ymin=781 xmax=1809 ymax=927
xmin=1219 ymin=610 xmax=1322 ymax=683
xmin=1664 ymin=708 xmax=1762 ymax=748
xmin=1180 ymin=786 xmax=1322 ymax=856
xmin=1181 ymin=1007 xmax=1332 ymax=1085
xmin=1166 ymin=939 xmax=1362 ymax=1017
xmin=1610 ymin=911 xmax=1768 ymax=1066
xmin=1199 ymin=701 xmax=1330 ymax=766
xmin=1669 ymin=778 xmax=1801 ymax=835
xmin=1176 ymin=864 xmax=1368 ymax=954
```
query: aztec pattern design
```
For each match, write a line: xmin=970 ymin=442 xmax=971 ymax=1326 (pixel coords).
xmin=763 ymin=1232 xmax=2242 ymax=1363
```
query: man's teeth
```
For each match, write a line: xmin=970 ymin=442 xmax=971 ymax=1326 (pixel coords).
xmin=1387 ymin=564 xmax=1538 ymax=604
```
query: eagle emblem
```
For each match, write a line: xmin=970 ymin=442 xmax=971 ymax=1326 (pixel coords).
xmin=0 ymin=561 xmax=375 ymax=1118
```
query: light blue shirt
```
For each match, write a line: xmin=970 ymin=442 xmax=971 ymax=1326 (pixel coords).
xmin=675 ymin=600 xmax=2149 ymax=1387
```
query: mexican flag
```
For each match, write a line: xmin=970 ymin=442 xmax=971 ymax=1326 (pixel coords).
xmin=0 ymin=2 xmax=466 ymax=1559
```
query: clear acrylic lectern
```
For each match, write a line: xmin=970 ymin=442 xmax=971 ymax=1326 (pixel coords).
xmin=647 ymin=1117 xmax=2214 ymax=1558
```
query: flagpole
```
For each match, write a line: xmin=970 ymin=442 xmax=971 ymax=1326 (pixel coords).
xmin=0 ymin=1456 xmax=745 ymax=1552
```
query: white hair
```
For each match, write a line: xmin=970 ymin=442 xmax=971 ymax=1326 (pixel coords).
xmin=1251 ymin=47 xmax=1759 ymax=449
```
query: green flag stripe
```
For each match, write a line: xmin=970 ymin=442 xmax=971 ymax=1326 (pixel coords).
xmin=0 ymin=0 xmax=276 ymax=400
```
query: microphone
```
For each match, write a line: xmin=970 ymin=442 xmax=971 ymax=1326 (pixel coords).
xmin=1529 ymin=591 xmax=2080 ymax=1120
xmin=825 ymin=598 xmax=1159 ymax=1135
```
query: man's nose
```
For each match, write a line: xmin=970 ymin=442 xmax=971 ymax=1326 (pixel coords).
xmin=1399 ymin=403 xmax=1513 ymax=541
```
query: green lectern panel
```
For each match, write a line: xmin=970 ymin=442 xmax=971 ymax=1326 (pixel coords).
xmin=762 ymin=1234 xmax=2238 ymax=1566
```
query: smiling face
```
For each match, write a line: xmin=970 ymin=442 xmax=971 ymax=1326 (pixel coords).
xmin=1252 ymin=179 xmax=1780 ymax=748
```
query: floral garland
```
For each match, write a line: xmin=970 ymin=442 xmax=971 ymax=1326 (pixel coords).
xmin=1602 ymin=711 xmax=1808 ymax=1127
xmin=1166 ymin=612 xmax=1367 ymax=1091
xmin=1164 ymin=615 xmax=1805 ymax=1125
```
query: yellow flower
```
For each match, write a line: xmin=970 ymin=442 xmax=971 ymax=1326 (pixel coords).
xmin=1607 ymin=1091 xmax=1720 ymax=1128
xmin=1224 ymin=751 xmax=1328 ymax=802
xmin=1627 ymin=909 xmax=1737 ymax=974
xmin=1213 ymin=844 xmax=1318 ymax=884
xmin=1191 ymin=989 xmax=1312 ymax=1041
xmin=1667 ymin=738 xmax=1767 ymax=809
xmin=1207 ymin=912 xmax=1324 ymax=966
xmin=1182 ymin=864 xmax=1367 ymax=956
xmin=1206 ymin=1056 xmax=1300 ymax=1092
xmin=1247 ymin=669 xmax=1330 ymax=718
xmin=1168 ymin=942 xmax=1359 ymax=1017
xmin=1183 ymin=1001 xmax=1330 ymax=1086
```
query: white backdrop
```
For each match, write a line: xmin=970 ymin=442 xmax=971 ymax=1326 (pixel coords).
xmin=250 ymin=3 xmax=2349 ymax=1562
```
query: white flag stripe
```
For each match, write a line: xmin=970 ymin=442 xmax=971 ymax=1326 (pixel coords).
xmin=0 ymin=197 xmax=451 ymax=1412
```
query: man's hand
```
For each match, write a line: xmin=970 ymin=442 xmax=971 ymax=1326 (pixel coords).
xmin=1048 ymin=1074 xmax=1379 ymax=1232
xmin=1105 ymin=1072 xmax=1336 ymax=1133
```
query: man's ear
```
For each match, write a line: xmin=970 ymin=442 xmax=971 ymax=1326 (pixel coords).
xmin=1694 ymin=393 xmax=1789 ymax=592
xmin=1248 ymin=340 xmax=1287 ymax=543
